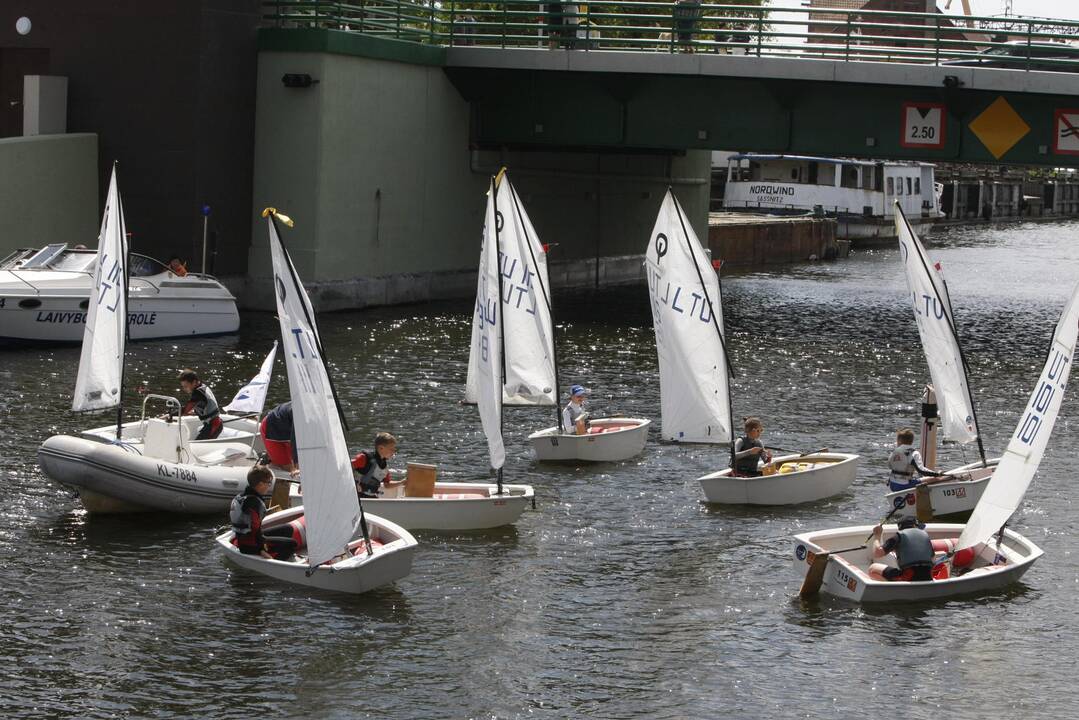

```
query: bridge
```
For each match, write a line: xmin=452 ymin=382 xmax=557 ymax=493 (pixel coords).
xmin=246 ymin=2 xmax=1079 ymax=309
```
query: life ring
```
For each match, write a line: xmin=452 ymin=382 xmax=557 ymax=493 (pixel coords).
xmin=287 ymin=515 xmax=307 ymax=549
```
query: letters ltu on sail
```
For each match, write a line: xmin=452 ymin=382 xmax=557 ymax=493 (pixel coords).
xmin=958 ymin=282 xmax=1079 ymax=551
xmin=895 ymin=204 xmax=978 ymax=444
xmin=72 ymin=166 xmax=128 ymax=413
xmin=645 ymin=189 xmax=731 ymax=443
xmin=465 ymin=173 xmax=556 ymax=407
xmin=224 ymin=341 xmax=278 ymax=414
xmin=473 ymin=178 xmax=507 ymax=471
xmin=268 ymin=217 xmax=359 ymax=567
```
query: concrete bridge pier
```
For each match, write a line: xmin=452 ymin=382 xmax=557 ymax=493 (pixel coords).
xmin=244 ymin=46 xmax=710 ymax=311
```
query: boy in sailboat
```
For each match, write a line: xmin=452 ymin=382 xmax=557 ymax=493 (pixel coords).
xmin=229 ymin=466 xmax=297 ymax=560
xmin=730 ymin=417 xmax=772 ymax=477
xmin=179 ymin=369 xmax=223 ymax=440
xmin=562 ymin=385 xmax=591 ymax=434
xmin=887 ymin=428 xmax=940 ymax=491
xmin=869 ymin=515 xmax=935 ymax=582
xmin=352 ymin=432 xmax=404 ymax=498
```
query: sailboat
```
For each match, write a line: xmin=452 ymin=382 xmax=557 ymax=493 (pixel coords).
xmin=883 ymin=203 xmax=998 ymax=521
xmin=461 ymin=170 xmax=649 ymax=462
xmin=642 ymin=188 xmax=858 ymax=504
xmin=37 ymin=167 xmax=272 ymax=513
xmin=287 ymin=179 xmax=536 ymax=530
xmin=215 ymin=209 xmax=416 ymax=594
xmin=794 ymin=281 xmax=1079 ymax=602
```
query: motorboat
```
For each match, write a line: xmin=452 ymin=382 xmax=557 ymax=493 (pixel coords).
xmin=215 ymin=209 xmax=416 ymax=594
xmin=38 ymin=420 xmax=268 ymax=513
xmin=37 ymin=167 xmax=267 ymax=514
xmin=699 ymin=452 xmax=859 ymax=505
xmin=0 ymin=244 xmax=239 ymax=343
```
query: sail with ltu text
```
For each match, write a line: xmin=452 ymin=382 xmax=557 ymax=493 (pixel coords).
xmin=268 ymin=215 xmax=360 ymax=567
xmin=73 ymin=165 xmax=128 ymax=413
xmin=894 ymin=203 xmax=979 ymax=446
xmin=465 ymin=171 xmax=556 ymax=407
xmin=472 ymin=177 xmax=507 ymax=472
xmin=645 ymin=189 xmax=732 ymax=444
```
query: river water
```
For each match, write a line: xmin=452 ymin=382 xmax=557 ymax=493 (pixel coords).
xmin=3 ymin=220 xmax=1078 ymax=719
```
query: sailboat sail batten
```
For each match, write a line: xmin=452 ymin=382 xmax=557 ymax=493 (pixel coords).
xmin=268 ymin=218 xmax=360 ymax=567
xmin=645 ymin=190 xmax=731 ymax=444
xmin=72 ymin=167 xmax=128 ymax=413
xmin=895 ymin=206 xmax=978 ymax=444
xmin=957 ymin=282 xmax=1079 ymax=551
xmin=465 ymin=174 xmax=557 ymax=407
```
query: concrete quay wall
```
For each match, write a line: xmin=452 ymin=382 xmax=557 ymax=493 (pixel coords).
xmin=245 ymin=49 xmax=710 ymax=310
xmin=0 ymin=134 xmax=98 ymax=257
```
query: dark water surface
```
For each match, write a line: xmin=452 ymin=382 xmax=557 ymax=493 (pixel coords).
xmin=3 ymin=220 xmax=1079 ymax=719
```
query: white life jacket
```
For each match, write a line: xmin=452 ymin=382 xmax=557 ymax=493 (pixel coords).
xmin=889 ymin=444 xmax=918 ymax=477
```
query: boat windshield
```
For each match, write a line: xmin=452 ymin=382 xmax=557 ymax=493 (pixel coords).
xmin=49 ymin=251 xmax=98 ymax=272
xmin=129 ymin=254 xmax=168 ymax=277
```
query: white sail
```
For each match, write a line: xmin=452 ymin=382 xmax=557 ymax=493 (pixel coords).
xmin=224 ymin=341 xmax=278 ymax=414
xmin=895 ymin=204 xmax=978 ymax=444
xmin=268 ymin=216 xmax=359 ymax=567
xmin=72 ymin=166 xmax=128 ymax=413
xmin=645 ymin=189 xmax=731 ymax=443
xmin=958 ymin=282 xmax=1079 ymax=551
xmin=473 ymin=179 xmax=506 ymax=470
xmin=465 ymin=172 xmax=557 ymax=406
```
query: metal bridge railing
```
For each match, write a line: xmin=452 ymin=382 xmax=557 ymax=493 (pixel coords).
xmin=263 ymin=2 xmax=1079 ymax=70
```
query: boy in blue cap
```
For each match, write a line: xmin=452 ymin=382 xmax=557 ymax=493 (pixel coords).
xmin=562 ymin=384 xmax=591 ymax=434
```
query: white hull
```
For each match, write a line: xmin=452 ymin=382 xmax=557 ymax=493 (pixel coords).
xmin=37 ymin=434 xmax=268 ymax=513
xmin=215 ymin=506 xmax=417 ymax=594
xmin=698 ymin=452 xmax=859 ymax=505
xmin=528 ymin=418 xmax=650 ymax=462
xmin=792 ymin=523 xmax=1042 ymax=602
xmin=885 ymin=458 xmax=998 ymax=522
xmin=289 ymin=481 xmax=534 ymax=530
xmin=0 ymin=259 xmax=239 ymax=343
xmin=79 ymin=413 xmax=262 ymax=449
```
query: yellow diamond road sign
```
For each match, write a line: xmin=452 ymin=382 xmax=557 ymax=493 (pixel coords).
xmin=969 ymin=97 xmax=1031 ymax=160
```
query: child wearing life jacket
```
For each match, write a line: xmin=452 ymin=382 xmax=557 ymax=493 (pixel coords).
xmin=179 ymin=368 xmax=222 ymax=440
xmin=351 ymin=432 xmax=404 ymax=498
xmin=229 ymin=465 xmax=296 ymax=560
xmin=562 ymin=385 xmax=590 ymax=434
xmin=887 ymin=427 xmax=939 ymax=491
xmin=730 ymin=417 xmax=772 ymax=477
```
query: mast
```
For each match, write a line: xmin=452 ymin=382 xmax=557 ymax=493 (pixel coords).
xmin=507 ymin=175 xmax=562 ymax=431
xmin=670 ymin=189 xmax=737 ymax=460
xmin=115 ymin=163 xmax=129 ymax=440
xmin=492 ymin=174 xmax=507 ymax=495
xmin=898 ymin=205 xmax=987 ymax=466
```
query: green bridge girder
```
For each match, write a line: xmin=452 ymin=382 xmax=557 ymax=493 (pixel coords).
xmin=260 ymin=29 xmax=1079 ymax=167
